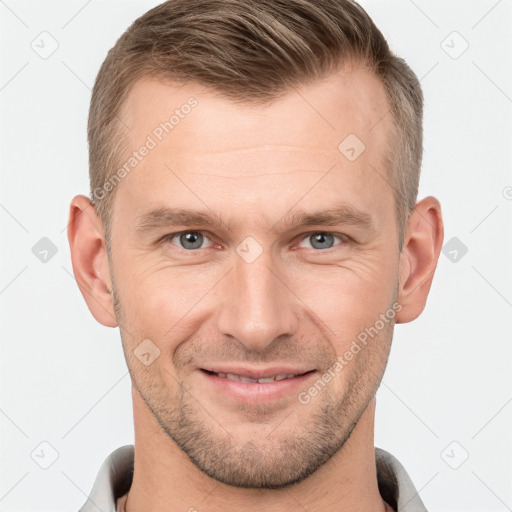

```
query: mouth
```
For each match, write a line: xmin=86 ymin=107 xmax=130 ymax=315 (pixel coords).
xmin=198 ymin=367 xmax=318 ymax=404
xmin=200 ymin=368 xmax=315 ymax=383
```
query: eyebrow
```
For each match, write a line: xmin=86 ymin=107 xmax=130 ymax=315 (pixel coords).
xmin=134 ymin=203 xmax=375 ymax=234
xmin=281 ymin=205 xmax=374 ymax=231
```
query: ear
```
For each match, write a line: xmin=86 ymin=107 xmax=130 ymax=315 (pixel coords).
xmin=395 ymin=196 xmax=444 ymax=324
xmin=67 ymin=195 xmax=118 ymax=327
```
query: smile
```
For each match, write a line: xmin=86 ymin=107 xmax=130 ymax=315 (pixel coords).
xmin=199 ymin=368 xmax=317 ymax=404
xmin=203 ymin=369 xmax=307 ymax=383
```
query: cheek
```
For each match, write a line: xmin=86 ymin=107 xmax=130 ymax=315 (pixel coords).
xmin=114 ymin=258 xmax=218 ymax=343
xmin=293 ymin=255 xmax=396 ymax=308
xmin=289 ymin=260 xmax=397 ymax=349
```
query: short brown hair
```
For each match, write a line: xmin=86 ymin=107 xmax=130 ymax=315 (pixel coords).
xmin=88 ymin=0 xmax=423 ymax=250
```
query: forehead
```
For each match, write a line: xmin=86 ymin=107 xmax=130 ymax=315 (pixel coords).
xmin=113 ymin=64 xmax=394 ymax=232
xmin=121 ymin=64 xmax=390 ymax=157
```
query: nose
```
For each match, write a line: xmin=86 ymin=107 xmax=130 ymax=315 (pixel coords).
xmin=215 ymin=246 xmax=299 ymax=353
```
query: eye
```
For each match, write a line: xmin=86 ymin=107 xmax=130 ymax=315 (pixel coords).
xmin=164 ymin=231 xmax=213 ymax=251
xmin=297 ymin=232 xmax=348 ymax=250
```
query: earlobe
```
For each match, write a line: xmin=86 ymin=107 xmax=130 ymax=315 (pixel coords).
xmin=67 ymin=195 xmax=118 ymax=328
xmin=395 ymin=196 xmax=444 ymax=324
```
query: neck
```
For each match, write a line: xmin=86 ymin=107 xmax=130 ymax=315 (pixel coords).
xmin=124 ymin=390 xmax=391 ymax=512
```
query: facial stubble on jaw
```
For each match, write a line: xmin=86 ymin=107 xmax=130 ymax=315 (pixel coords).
xmin=110 ymin=261 xmax=398 ymax=489
xmin=121 ymin=335 xmax=394 ymax=489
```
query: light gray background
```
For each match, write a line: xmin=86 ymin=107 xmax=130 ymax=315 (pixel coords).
xmin=1 ymin=1 xmax=511 ymax=511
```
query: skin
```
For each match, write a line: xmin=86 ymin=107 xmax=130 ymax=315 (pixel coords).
xmin=68 ymin=61 xmax=443 ymax=512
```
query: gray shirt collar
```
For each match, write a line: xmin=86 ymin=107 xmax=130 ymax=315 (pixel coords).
xmin=78 ymin=445 xmax=428 ymax=512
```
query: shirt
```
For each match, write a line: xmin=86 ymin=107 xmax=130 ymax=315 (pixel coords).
xmin=77 ymin=445 xmax=428 ymax=512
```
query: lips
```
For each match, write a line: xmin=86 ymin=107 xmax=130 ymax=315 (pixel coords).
xmin=202 ymin=369 xmax=308 ymax=383
xmin=199 ymin=367 xmax=317 ymax=404
xmin=200 ymin=364 xmax=315 ymax=380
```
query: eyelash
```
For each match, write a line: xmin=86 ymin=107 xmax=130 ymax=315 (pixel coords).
xmin=159 ymin=230 xmax=351 ymax=252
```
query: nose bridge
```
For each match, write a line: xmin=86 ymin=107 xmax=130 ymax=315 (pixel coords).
xmin=216 ymin=243 xmax=297 ymax=352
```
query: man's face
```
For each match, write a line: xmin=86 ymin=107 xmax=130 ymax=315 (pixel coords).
xmin=108 ymin=64 xmax=400 ymax=488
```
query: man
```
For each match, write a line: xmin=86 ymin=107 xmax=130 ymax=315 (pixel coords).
xmin=68 ymin=0 xmax=443 ymax=510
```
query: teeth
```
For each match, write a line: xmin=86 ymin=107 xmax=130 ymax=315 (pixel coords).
xmin=240 ymin=376 xmax=258 ymax=383
xmin=257 ymin=377 xmax=277 ymax=383
xmin=214 ymin=372 xmax=301 ymax=383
